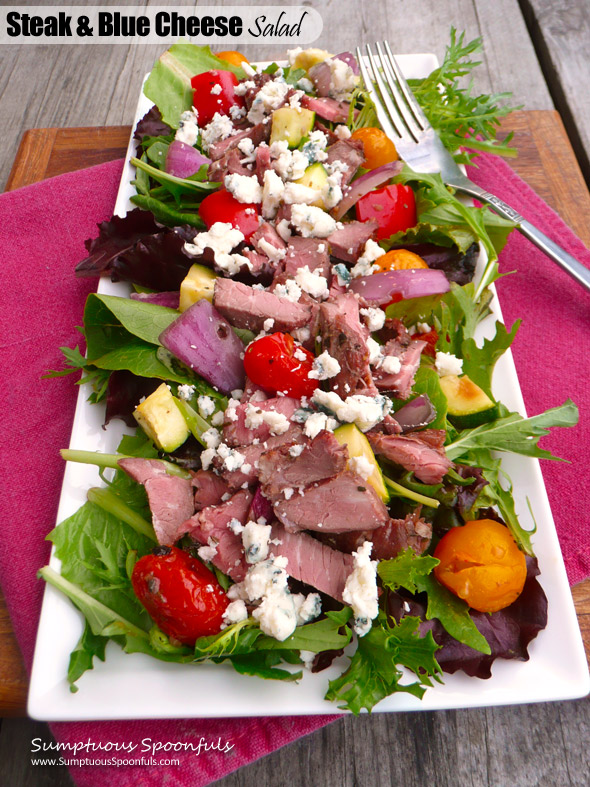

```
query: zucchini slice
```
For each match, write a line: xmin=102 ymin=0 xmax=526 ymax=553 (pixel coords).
xmin=439 ymin=374 xmax=498 ymax=428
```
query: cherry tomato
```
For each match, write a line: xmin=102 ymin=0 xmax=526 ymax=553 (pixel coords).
xmin=244 ymin=332 xmax=318 ymax=398
xmin=351 ymin=127 xmax=398 ymax=169
xmin=190 ymin=70 xmax=244 ymax=127
xmin=433 ymin=519 xmax=527 ymax=613
xmin=356 ymin=184 xmax=417 ymax=240
xmin=373 ymin=248 xmax=429 ymax=273
xmin=131 ymin=546 xmax=229 ymax=645
xmin=216 ymin=51 xmax=250 ymax=67
xmin=410 ymin=327 xmax=438 ymax=358
xmin=199 ymin=189 xmax=260 ymax=242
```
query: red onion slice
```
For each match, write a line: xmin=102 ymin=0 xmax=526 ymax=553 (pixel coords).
xmin=394 ymin=394 xmax=436 ymax=432
xmin=249 ymin=487 xmax=274 ymax=523
xmin=334 ymin=52 xmax=360 ymax=75
xmin=308 ymin=61 xmax=332 ymax=97
xmin=331 ymin=161 xmax=404 ymax=220
xmin=130 ymin=291 xmax=180 ymax=309
xmin=159 ymin=299 xmax=245 ymax=394
xmin=166 ymin=140 xmax=210 ymax=179
xmin=349 ymin=268 xmax=450 ymax=304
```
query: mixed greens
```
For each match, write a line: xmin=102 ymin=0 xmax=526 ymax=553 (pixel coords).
xmin=41 ymin=32 xmax=578 ymax=714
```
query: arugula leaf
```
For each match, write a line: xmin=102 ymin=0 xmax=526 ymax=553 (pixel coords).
xmin=43 ymin=345 xmax=112 ymax=403
xmin=144 ymin=40 xmax=244 ymax=127
xmin=407 ymin=28 xmax=520 ymax=163
xmin=325 ymin=615 xmax=441 ymax=714
xmin=463 ymin=448 xmax=536 ymax=555
xmin=461 ymin=320 xmax=520 ymax=398
xmin=378 ymin=550 xmax=439 ymax=594
xmin=378 ymin=550 xmax=490 ymax=654
xmin=257 ymin=608 xmax=353 ymax=653
xmin=416 ymin=574 xmax=491 ymax=654
xmin=394 ymin=166 xmax=514 ymax=266
xmin=445 ymin=400 xmax=579 ymax=461
xmin=131 ymin=158 xmax=218 ymax=204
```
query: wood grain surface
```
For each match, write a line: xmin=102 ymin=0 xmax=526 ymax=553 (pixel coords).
xmin=1 ymin=111 xmax=589 ymax=718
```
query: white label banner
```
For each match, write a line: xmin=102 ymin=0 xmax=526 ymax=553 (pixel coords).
xmin=0 ymin=6 xmax=323 ymax=44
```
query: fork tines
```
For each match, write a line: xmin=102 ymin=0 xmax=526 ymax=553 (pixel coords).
xmin=356 ymin=42 xmax=428 ymax=148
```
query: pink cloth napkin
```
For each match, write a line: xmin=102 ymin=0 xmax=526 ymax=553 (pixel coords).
xmin=0 ymin=151 xmax=589 ymax=785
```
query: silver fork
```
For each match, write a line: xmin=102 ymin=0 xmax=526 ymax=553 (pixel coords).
xmin=356 ymin=42 xmax=590 ymax=293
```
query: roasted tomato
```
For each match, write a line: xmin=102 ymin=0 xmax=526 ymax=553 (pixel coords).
xmin=190 ymin=69 xmax=243 ymax=127
xmin=216 ymin=50 xmax=250 ymax=67
xmin=410 ymin=327 xmax=439 ymax=358
xmin=356 ymin=184 xmax=417 ymax=240
xmin=244 ymin=332 xmax=318 ymax=398
xmin=131 ymin=546 xmax=229 ymax=645
xmin=433 ymin=519 xmax=527 ymax=613
xmin=351 ymin=127 xmax=398 ymax=169
xmin=374 ymin=248 xmax=429 ymax=273
xmin=199 ymin=189 xmax=260 ymax=242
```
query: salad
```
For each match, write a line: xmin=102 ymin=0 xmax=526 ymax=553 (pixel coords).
xmin=40 ymin=34 xmax=579 ymax=714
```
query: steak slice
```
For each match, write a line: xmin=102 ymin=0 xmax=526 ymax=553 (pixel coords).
xmin=144 ymin=475 xmax=195 ymax=545
xmin=258 ymin=431 xmax=348 ymax=501
xmin=270 ymin=522 xmax=354 ymax=602
xmin=117 ymin=457 xmax=168 ymax=485
xmin=325 ymin=139 xmax=365 ymax=185
xmin=223 ymin=396 xmax=300 ymax=447
xmin=214 ymin=277 xmax=311 ymax=333
xmin=301 ymin=95 xmax=350 ymax=123
xmin=318 ymin=292 xmax=374 ymax=396
xmin=373 ymin=339 xmax=426 ymax=399
xmin=273 ymin=471 xmax=389 ymax=534
xmin=282 ymin=236 xmax=331 ymax=277
xmin=327 ymin=220 xmax=378 ymax=263
xmin=192 ymin=469 xmax=230 ymax=511
xmin=185 ymin=489 xmax=252 ymax=581
xmin=368 ymin=431 xmax=452 ymax=484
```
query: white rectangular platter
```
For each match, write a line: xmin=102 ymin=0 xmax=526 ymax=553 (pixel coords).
xmin=28 ymin=53 xmax=590 ymax=720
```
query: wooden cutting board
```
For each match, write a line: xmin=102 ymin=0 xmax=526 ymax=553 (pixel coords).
xmin=2 ymin=111 xmax=589 ymax=716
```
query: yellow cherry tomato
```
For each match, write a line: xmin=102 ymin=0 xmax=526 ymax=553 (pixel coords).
xmin=216 ymin=51 xmax=249 ymax=67
xmin=433 ymin=519 xmax=527 ymax=613
xmin=373 ymin=249 xmax=429 ymax=273
xmin=351 ymin=127 xmax=399 ymax=170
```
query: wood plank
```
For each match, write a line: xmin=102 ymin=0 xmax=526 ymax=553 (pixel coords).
xmin=1 ymin=112 xmax=589 ymax=719
xmin=519 ymin=0 xmax=590 ymax=185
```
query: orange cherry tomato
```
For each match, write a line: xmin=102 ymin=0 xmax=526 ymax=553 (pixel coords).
xmin=216 ymin=51 xmax=250 ymax=67
xmin=373 ymin=249 xmax=429 ymax=273
xmin=351 ymin=127 xmax=399 ymax=170
xmin=433 ymin=519 xmax=527 ymax=613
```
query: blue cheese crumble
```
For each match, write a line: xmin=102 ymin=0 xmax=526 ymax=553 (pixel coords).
xmin=342 ymin=541 xmax=378 ymax=637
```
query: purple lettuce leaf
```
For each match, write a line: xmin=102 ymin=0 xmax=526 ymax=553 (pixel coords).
xmin=134 ymin=106 xmax=173 ymax=144
xmin=76 ymin=208 xmax=161 ymax=278
xmin=104 ymin=370 xmax=160 ymax=428
xmin=391 ymin=242 xmax=479 ymax=285
xmin=426 ymin=557 xmax=547 ymax=678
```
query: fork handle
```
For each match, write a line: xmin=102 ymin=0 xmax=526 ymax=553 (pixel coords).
xmin=454 ymin=183 xmax=590 ymax=291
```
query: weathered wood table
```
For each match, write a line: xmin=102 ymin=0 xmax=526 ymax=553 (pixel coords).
xmin=1 ymin=0 xmax=589 ymax=784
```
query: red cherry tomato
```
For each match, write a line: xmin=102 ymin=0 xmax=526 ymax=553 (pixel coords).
xmin=356 ymin=184 xmax=417 ymax=240
xmin=131 ymin=546 xmax=229 ymax=645
xmin=411 ymin=328 xmax=439 ymax=358
xmin=244 ymin=332 xmax=318 ymax=398
xmin=190 ymin=70 xmax=244 ymax=127
xmin=199 ymin=189 xmax=260 ymax=242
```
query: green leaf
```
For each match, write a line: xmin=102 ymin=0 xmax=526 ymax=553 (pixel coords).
xmin=131 ymin=158 xmax=218 ymax=204
xmin=461 ymin=319 xmax=520 ymax=398
xmin=84 ymin=293 xmax=179 ymax=349
xmin=67 ymin=621 xmax=108 ymax=692
xmin=407 ymin=28 xmax=520 ymax=162
xmin=445 ymin=399 xmax=579 ymax=461
xmin=257 ymin=608 xmax=353 ymax=653
xmin=143 ymin=40 xmax=244 ymax=127
xmin=378 ymin=549 xmax=440 ymax=595
xmin=416 ymin=574 xmax=491 ymax=654
xmin=39 ymin=567 xmax=149 ymax=641
xmin=130 ymin=194 xmax=206 ymax=229
xmin=325 ymin=616 xmax=441 ymax=714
